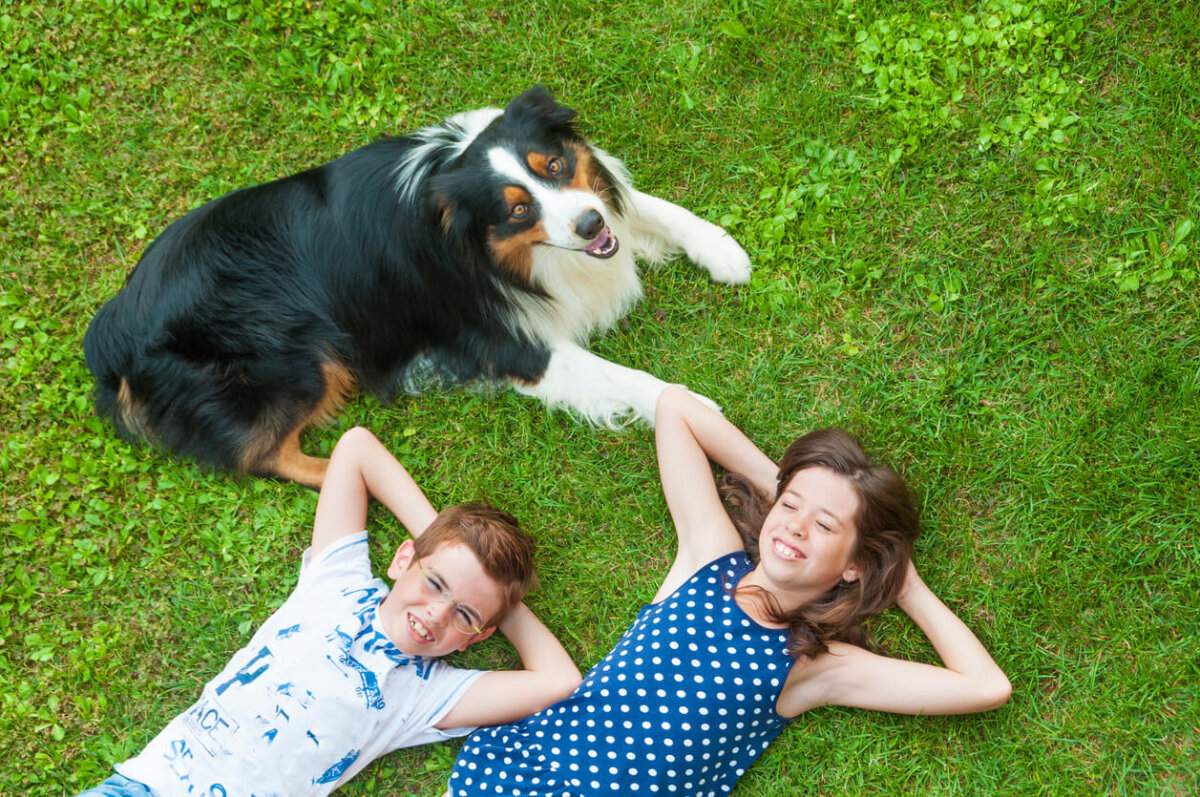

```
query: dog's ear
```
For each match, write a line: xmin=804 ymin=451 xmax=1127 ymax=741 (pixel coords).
xmin=504 ymin=86 xmax=578 ymax=132
xmin=429 ymin=174 xmax=472 ymax=240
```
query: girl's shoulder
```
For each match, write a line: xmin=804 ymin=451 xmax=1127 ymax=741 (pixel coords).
xmin=776 ymin=641 xmax=868 ymax=717
xmin=651 ymin=543 xmax=747 ymax=603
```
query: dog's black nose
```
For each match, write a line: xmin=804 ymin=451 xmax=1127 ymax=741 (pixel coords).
xmin=575 ymin=209 xmax=605 ymax=240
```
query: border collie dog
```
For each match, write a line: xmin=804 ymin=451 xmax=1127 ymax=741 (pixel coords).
xmin=84 ymin=87 xmax=751 ymax=487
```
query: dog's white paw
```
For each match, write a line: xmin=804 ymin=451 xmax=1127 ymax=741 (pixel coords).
xmin=689 ymin=225 xmax=752 ymax=285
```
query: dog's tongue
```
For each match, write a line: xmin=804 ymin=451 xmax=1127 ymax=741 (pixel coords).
xmin=584 ymin=227 xmax=613 ymax=253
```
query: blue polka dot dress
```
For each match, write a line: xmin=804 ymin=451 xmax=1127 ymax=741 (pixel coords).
xmin=450 ymin=552 xmax=793 ymax=796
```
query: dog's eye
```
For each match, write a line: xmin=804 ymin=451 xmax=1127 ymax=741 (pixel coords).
xmin=546 ymin=156 xmax=564 ymax=176
xmin=510 ymin=203 xmax=529 ymax=219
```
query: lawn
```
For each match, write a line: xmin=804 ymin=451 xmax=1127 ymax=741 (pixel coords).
xmin=2 ymin=0 xmax=1197 ymax=794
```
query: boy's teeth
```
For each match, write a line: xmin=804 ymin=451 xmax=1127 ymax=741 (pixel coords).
xmin=409 ymin=614 xmax=433 ymax=641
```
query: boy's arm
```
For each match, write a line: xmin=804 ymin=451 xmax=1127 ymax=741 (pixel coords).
xmin=434 ymin=603 xmax=582 ymax=729
xmin=777 ymin=561 xmax=1012 ymax=717
xmin=653 ymin=386 xmax=778 ymax=599
xmin=310 ymin=427 xmax=439 ymax=559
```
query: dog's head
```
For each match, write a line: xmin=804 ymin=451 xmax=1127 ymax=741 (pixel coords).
xmin=432 ymin=87 xmax=628 ymax=286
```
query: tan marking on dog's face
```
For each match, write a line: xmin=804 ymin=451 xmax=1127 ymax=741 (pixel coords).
xmin=525 ymin=151 xmax=567 ymax=180
xmin=568 ymin=143 xmax=614 ymax=204
xmin=502 ymin=185 xmax=534 ymax=221
xmin=489 ymin=222 xmax=547 ymax=283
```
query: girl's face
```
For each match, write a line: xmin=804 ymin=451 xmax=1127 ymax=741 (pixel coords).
xmin=756 ymin=466 xmax=861 ymax=601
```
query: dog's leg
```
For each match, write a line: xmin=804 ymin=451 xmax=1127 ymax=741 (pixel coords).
xmin=267 ymin=427 xmax=330 ymax=490
xmin=624 ymin=190 xmax=752 ymax=285
xmin=241 ymin=361 xmax=354 ymax=489
xmin=512 ymin=341 xmax=720 ymax=427
xmin=237 ymin=421 xmax=329 ymax=489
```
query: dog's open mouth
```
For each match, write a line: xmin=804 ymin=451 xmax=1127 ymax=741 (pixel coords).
xmin=582 ymin=226 xmax=620 ymax=259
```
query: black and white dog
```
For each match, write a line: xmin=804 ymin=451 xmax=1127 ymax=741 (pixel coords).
xmin=84 ymin=87 xmax=751 ymax=487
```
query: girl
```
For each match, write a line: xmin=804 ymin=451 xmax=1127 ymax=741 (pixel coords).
xmin=447 ymin=386 xmax=1010 ymax=795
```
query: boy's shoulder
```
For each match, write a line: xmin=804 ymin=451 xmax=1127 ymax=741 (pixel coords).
xmin=299 ymin=530 xmax=375 ymax=583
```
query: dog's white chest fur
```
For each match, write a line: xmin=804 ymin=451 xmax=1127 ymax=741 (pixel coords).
xmin=513 ymin=235 xmax=644 ymax=345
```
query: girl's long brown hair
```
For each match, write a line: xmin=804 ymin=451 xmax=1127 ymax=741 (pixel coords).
xmin=720 ymin=428 xmax=919 ymax=659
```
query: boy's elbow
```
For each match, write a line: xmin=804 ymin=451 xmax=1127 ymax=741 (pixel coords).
xmin=334 ymin=425 xmax=375 ymax=451
xmin=344 ymin=425 xmax=376 ymax=443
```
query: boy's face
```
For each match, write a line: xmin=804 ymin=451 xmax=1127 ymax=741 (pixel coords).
xmin=380 ymin=539 xmax=506 ymax=658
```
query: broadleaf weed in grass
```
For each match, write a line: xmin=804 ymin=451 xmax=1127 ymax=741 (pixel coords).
xmin=846 ymin=0 xmax=1085 ymax=157
xmin=1022 ymin=154 xmax=1100 ymax=230
xmin=843 ymin=0 xmax=1098 ymax=231
xmin=1101 ymin=217 xmax=1196 ymax=295
xmin=719 ymin=139 xmax=876 ymax=312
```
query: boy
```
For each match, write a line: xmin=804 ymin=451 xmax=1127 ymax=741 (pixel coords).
xmin=78 ymin=426 xmax=581 ymax=796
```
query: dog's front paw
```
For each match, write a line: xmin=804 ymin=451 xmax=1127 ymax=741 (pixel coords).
xmin=689 ymin=225 xmax=752 ymax=285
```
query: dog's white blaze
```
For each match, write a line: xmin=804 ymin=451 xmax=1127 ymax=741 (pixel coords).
xmin=446 ymin=108 xmax=505 ymax=143
xmin=486 ymin=148 xmax=607 ymax=250
xmin=480 ymin=146 xmax=638 ymax=343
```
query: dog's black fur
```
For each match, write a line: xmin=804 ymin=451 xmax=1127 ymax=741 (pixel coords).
xmin=84 ymin=87 xmax=750 ymax=487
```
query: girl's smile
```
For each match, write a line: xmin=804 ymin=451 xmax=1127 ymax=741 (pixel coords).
xmin=771 ymin=537 xmax=806 ymax=561
xmin=748 ymin=466 xmax=861 ymax=610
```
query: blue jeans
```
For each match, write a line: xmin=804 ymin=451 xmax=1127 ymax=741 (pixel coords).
xmin=76 ymin=773 xmax=159 ymax=797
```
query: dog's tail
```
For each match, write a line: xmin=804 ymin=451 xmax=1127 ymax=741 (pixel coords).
xmin=84 ymin=293 xmax=349 ymax=488
xmin=83 ymin=297 xmax=153 ymax=442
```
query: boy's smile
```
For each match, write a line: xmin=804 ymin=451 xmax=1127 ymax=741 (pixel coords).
xmin=381 ymin=541 xmax=503 ymax=658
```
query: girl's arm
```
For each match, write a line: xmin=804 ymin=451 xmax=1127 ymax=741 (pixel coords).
xmin=310 ymin=427 xmax=439 ymax=558
xmin=777 ymin=560 xmax=1011 ymax=717
xmin=435 ymin=602 xmax=583 ymax=729
xmin=653 ymin=386 xmax=778 ymax=600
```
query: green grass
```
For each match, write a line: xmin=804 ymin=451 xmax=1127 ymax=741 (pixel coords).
xmin=2 ymin=0 xmax=1197 ymax=793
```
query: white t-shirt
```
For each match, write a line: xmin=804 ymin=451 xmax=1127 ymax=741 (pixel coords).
xmin=117 ymin=532 xmax=483 ymax=796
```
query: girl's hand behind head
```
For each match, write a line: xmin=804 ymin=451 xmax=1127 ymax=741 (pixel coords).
xmin=895 ymin=559 xmax=926 ymax=610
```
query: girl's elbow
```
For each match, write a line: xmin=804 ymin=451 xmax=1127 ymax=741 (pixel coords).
xmin=980 ymin=673 xmax=1012 ymax=710
xmin=551 ymin=667 xmax=583 ymax=702
xmin=564 ymin=667 xmax=584 ymax=694
xmin=654 ymin=384 xmax=690 ymax=420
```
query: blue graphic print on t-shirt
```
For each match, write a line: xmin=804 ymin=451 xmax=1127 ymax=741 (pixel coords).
xmin=314 ymin=749 xmax=361 ymax=785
